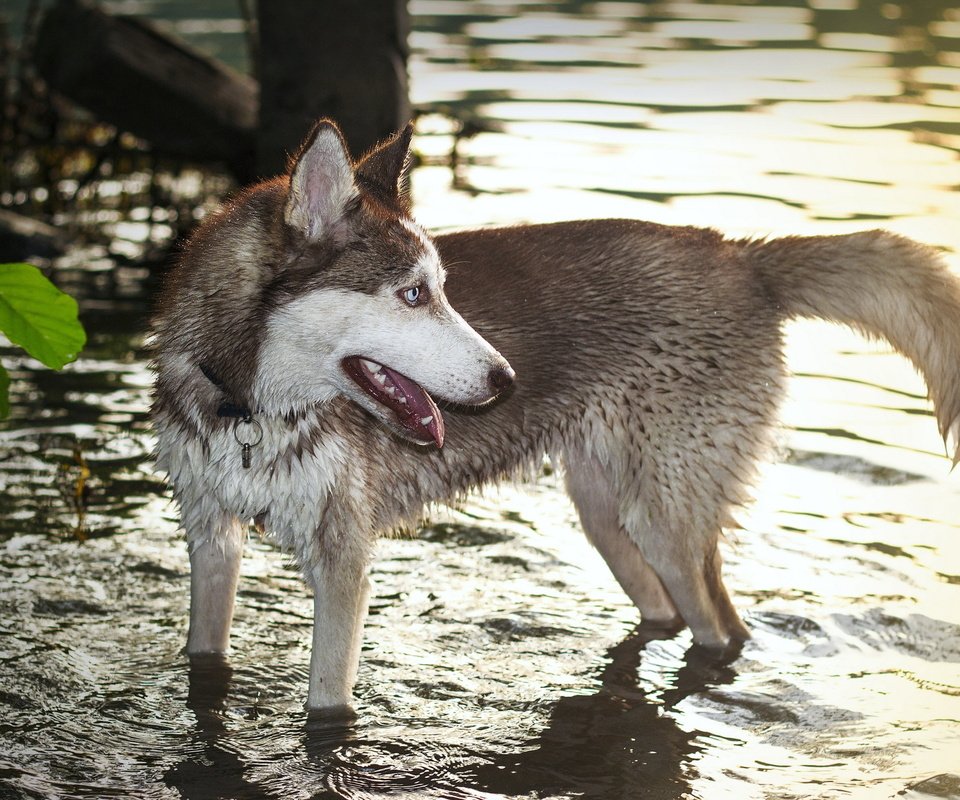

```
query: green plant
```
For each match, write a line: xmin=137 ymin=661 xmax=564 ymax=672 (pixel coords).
xmin=0 ymin=263 xmax=86 ymax=417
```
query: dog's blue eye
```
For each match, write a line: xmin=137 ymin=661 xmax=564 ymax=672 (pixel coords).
xmin=402 ymin=286 xmax=421 ymax=306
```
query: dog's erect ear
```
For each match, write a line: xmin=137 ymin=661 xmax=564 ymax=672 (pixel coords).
xmin=355 ymin=124 xmax=414 ymax=208
xmin=285 ymin=120 xmax=358 ymax=241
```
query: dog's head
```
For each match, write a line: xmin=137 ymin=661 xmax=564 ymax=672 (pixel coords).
xmin=242 ymin=120 xmax=513 ymax=447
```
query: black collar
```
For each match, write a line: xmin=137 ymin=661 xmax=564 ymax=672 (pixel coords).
xmin=199 ymin=363 xmax=253 ymax=421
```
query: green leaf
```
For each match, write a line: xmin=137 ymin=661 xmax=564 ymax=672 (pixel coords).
xmin=0 ymin=362 xmax=8 ymax=418
xmin=0 ymin=263 xmax=86 ymax=370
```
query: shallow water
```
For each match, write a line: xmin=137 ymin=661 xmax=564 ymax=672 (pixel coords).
xmin=2 ymin=1 xmax=960 ymax=798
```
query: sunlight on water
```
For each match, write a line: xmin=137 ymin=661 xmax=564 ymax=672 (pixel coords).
xmin=2 ymin=0 xmax=960 ymax=798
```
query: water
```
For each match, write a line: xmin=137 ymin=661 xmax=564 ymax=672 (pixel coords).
xmin=2 ymin=1 xmax=960 ymax=798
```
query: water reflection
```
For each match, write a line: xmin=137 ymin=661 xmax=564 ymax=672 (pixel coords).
xmin=475 ymin=627 xmax=741 ymax=800
xmin=412 ymin=0 xmax=960 ymax=252
xmin=162 ymin=656 xmax=360 ymax=800
xmin=163 ymin=655 xmax=276 ymax=800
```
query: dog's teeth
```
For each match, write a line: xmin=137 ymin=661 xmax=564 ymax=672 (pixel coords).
xmin=361 ymin=358 xmax=381 ymax=374
xmin=375 ymin=373 xmax=387 ymax=385
xmin=397 ymin=397 xmax=407 ymax=404
xmin=386 ymin=386 xmax=396 ymax=397
xmin=420 ymin=415 xmax=433 ymax=425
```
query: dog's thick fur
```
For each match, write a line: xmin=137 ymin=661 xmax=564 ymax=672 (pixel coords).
xmin=152 ymin=120 xmax=960 ymax=711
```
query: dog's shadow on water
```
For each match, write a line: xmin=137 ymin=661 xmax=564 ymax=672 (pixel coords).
xmin=472 ymin=624 xmax=741 ymax=800
xmin=162 ymin=632 xmax=737 ymax=800
xmin=161 ymin=655 xmax=352 ymax=800
xmin=162 ymin=655 xmax=281 ymax=800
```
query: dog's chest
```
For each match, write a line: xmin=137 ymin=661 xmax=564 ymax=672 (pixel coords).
xmin=163 ymin=414 xmax=349 ymax=545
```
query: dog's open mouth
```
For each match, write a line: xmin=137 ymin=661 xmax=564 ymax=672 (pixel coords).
xmin=342 ymin=356 xmax=445 ymax=447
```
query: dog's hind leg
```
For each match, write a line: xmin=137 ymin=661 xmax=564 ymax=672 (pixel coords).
xmin=563 ymin=453 xmax=681 ymax=629
xmin=186 ymin=510 xmax=245 ymax=653
xmin=565 ymin=446 xmax=750 ymax=650
xmin=636 ymin=528 xmax=749 ymax=650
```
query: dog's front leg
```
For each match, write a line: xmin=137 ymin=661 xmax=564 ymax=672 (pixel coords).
xmin=186 ymin=512 xmax=245 ymax=653
xmin=304 ymin=546 xmax=371 ymax=712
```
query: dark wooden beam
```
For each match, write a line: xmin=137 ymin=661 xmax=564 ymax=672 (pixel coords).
xmin=33 ymin=0 xmax=258 ymax=180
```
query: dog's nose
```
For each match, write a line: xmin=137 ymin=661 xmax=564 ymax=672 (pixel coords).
xmin=488 ymin=365 xmax=515 ymax=394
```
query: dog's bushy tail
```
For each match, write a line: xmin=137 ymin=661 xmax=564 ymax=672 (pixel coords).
xmin=746 ymin=230 xmax=960 ymax=464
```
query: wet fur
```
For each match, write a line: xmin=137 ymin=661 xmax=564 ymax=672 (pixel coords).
xmin=152 ymin=121 xmax=960 ymax=710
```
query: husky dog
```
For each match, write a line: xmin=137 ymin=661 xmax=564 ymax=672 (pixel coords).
xmin=153 ymin=119 xmax=960 ymax=711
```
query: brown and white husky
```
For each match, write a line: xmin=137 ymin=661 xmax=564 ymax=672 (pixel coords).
xmin=152 ymin=119 xmax=960 ymax=711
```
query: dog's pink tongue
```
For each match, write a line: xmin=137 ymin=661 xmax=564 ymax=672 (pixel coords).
xmin=386 ymin=368 xmax=445 ymax=447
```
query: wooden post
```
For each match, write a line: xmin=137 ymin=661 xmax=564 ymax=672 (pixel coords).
xmin=256 ymin=0 xmax=410 ymax=177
